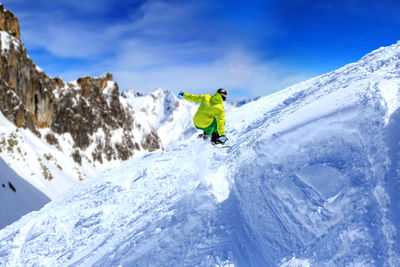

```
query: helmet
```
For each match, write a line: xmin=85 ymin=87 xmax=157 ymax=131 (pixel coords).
xmin=217 ymin=88 xmax=227 ymax=101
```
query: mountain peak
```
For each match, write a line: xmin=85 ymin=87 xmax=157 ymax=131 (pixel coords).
xmin=0 ymin=5 xmax=20 ymax=39
xmin=76 ymin=72 xmax=114 ymax=98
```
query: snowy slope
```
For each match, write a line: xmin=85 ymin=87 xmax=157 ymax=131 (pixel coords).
xmin=0 ymin=112 xmax=88 ymax=200
xmin=0 ymin=157 xmax=50 ymax=229
xmin=1 ymin=42 xmax=400 ymax=266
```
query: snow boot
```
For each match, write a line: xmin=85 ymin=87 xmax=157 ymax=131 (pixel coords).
xmin=211 ymin=132 xmax=224 ymax=144
xmin=198 ymin=132 xmax=210 ymax=140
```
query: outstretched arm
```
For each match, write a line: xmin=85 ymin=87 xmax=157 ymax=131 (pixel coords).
xmin=182 ymin=93 xmax=205 ymax=103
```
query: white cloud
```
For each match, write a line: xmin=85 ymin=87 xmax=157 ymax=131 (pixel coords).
xmin=112 ymin=47 xmax=311 ymax=97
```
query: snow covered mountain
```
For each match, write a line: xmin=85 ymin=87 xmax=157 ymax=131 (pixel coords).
xmin=225 ymin=96 xmax=261 ymax=107
xmin=0 ymin=5 xmax=166 ymax=229
xmin=1 ymin=41 xmax=400 ymax=265
xmin=0 ymin=6 xmax=163 ymax=200
xmin=121 ymin=89 xmax=198 ymax=147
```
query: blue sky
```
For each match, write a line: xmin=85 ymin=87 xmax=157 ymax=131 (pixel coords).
xmin=2 ymin=0 xmax=400 ymax=98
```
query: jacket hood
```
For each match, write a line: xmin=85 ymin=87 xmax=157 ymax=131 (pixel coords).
xmin=210 ymin=92 xmax=224 ymax=104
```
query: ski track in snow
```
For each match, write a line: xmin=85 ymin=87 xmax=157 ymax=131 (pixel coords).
xmin=1 ymin=42 xmax=400 ymax=266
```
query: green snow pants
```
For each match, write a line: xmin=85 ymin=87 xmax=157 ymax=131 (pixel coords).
xmin=195 ymin=117 xmax=218 ymax=135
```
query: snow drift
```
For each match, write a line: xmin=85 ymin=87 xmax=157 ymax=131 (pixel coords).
xmin=1 ymin=42 xmax=400 ymax=266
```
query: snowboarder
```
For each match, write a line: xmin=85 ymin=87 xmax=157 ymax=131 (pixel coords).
xmin=179 ymin=88 xmax=228 ymax=145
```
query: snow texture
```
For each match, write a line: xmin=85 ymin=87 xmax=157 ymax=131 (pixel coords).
xmin=0 ymin=157 xmax=50 ymax=229
xmin=2 ymin=42 xmax=400 ymax=266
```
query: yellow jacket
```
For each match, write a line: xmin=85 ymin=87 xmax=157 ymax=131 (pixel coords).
xmin=183 ymin=92 xmax=226 ymax=136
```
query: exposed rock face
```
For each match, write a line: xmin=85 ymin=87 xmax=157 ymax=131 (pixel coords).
xmin=0 ymin=5 xmax=162 ymax=166
xmin=0 ymin=5 xmax=56 ymax=135
xmin=141 ymin=129 xmax=161 ymax=151
xmin=0 ymin=29 xmax=49 ymax=133
xmin=0 ymin=5 xmax=20 ymax=39
xmin=52 ymin=74 xmax=147 ymax=162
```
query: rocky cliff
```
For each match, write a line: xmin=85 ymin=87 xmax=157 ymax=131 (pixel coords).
xmin=0 ymin=5 xmax=19 ymax=39
xmin=0 ymin=5 xmax=161 ymax=168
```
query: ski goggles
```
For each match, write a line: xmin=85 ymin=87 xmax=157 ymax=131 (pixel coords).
xmin=219 ymin=93 xmax=227 ymax=101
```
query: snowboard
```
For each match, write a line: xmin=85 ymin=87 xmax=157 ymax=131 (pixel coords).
xmin=212 ymin=143 xmax=231 ymax=148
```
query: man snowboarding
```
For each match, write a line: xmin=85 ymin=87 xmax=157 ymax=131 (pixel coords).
xmin=179 ymin=88 xmax=228 ymax=145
